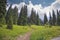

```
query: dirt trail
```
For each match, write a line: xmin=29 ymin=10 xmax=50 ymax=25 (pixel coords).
xmin=16 ymin=30 xmax=33 ymax=40
xmin=51 ymin=37 xmax=60 ymax=40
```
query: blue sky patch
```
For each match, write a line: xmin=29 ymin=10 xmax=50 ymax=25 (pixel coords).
xmin=7 ymin=0 xmax=55 ymax=7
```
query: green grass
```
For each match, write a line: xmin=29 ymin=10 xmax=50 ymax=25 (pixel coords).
xmin=0 ymin=25 xmax=60 ymax=40
xmin=0 ymin=25 xmax=32 ymax=40
xmin=30 ymin=25 xmax=60 ymax=40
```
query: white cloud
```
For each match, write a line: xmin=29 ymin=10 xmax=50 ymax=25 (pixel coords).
xmin=27 ymin=1 xmax=34 ymax=17
xmin=6 ymin=3 xmax=10 ymax=11
xmin=27 ymin=1 xmax=44 ymax=19
xmin=56 ymin=0 xmax=60 ymax=2
xmin=6 ymin=2 xmax=26 ymax=13
xmin=27 ymin=0 xmax=60 ymax=20
xmin=6 ymin=0 xmax=60 ymax=20
xmin=16 ymin=2 xmax=26 ymax=13
xmin=42 ymin=0 xmax=60 ymax=20
xmin=11 ymin=4 xmax=17 ymax=9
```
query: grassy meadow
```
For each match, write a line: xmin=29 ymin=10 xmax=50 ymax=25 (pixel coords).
xmin=30 ymin=25 xmax=60 ymax=40
xmin=0 ymin=25 xmax=60 ymax=40
xmin=0 ymin=25 xmax=32 ymax=40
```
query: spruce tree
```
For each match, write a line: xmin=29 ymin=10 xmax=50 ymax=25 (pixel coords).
xmin=49 ymin=12 xmax=52 ymax=26
xmin=44 ymin=14 xmax=48 ymax=25
xmin=30 ymin=8 xmax=37 ymax=25
xmin=36 ymin=13 xmax=40 ymax=25
xmin=52 ymin=10 xmax=56 ymax=25
xmin=17 ymin=5 xmax=27 ymax=25
xmin=59 ymin=11 xmax=60 ymax=25
xmin=12 ymin=7 xmax=18 ymax=24
xmin=6 ymin=4 xmax=13 ymax=29
xmin=57 ymin=10 xmax=60 ymax=25
xmin=23 ymin=5 xmax=27 ymax=25
xmin=17 ymin=6 xmax=23 ymax=25
xmin=27 ymin=17 xmax=31 ymax=26
xmin=0 ymin=0 xmax=6 ymax=27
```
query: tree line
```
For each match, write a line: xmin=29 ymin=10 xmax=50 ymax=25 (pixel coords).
xmin=44 ymin=10 xmax=60 ymax=26
xmin=6 ymin=5 xmax=41 ymax=29
xmin=0 ymin=0 xmax=60 ymax=29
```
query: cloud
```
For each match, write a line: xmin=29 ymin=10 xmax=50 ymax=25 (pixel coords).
xmin=27 ymin=1 xmax=34 ymax=17
xmin=51 ymin=0 xmax=60 ymax=9
xmin=6 ymin=0 xmax=60 ymax=20
xmin=27 ymin=1 xmax=44 ymax=20
xmin=16 ymin=2 xmax=26 ymax=13
xmin=6 ymin=3 xmax=10 ymax=11
xmin=56 ymin=0 xmax=60 ymax=2
xmin=27 ymin=0 xmax=60 ymax=20
xmin=6 ymin=2 xmax=26 ymax=13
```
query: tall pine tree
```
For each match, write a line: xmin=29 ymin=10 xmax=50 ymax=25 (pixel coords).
xmin=44 ymin=14 xmax=48 ymax=25
xmin=52 ymin=10 xmax=56 ymax=25
xmin=57 ymin=10 xmax=60 ymax=25
xmin=0 ymin=0 xmax=6 ymax=27
xmin=30 ymin=8 xmax=37 ymax=25
xmin=12 ymin=7 xmax=18 ymax=24
xmin=6 ymin=4 xmax=13 ymax=29
xmin=36 ymin=13 xmax=41 ymax=25
xmin=17 ymin=5 xmax=27 ymax=25
xmin=49 ymin=12 xmax=52 ymax=26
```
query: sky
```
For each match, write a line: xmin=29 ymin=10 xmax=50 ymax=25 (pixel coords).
xmin=7 ymin=0 xmax=55 ymax=7
xmin=7 ymin=0 xmax=60 ymax=20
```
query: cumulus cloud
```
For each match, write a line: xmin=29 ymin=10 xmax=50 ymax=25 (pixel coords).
xmin=6 ymin=0 xmax=60 ymax=20
xmin=27 ymin=0 xmax=60 ymax=20
xmin=6 ymin=3 xmax=10 ymax=11
xmin=27 ymin=1 xmax=34 ymax=17
xmin=16 ymin=2 xmax=26 ymax=13
xmin=56 ymin=0 xmax=60 ymax=2
xmin=27 ymin=1 xmax=44 ymax=20
xmin=6 ymin=2 xmax=26 ymax=13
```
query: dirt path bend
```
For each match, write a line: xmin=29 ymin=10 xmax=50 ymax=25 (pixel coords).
xmin=16 ymin=30 xmax=33 ymax=40
xmin=51 ymin=37 xmax=60 ymax=40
